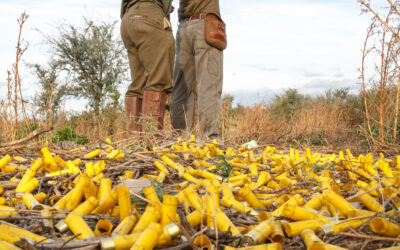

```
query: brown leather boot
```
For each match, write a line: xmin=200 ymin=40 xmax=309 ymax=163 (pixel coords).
xmin=142 ymin=90 xmax=167 ymax=130
xmin=125 ymin=96 xmax=142 ymax=132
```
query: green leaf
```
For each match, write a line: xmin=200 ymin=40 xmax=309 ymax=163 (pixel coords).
xmin=211 ymin=155 xmax=233 ymax=178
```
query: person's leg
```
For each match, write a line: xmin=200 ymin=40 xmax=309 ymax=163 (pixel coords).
xmin=120 ymin=8 xmax=147 ymax=132
xmin=171 ymin=23 xmax=196 ymax=133
xmin=191 ymin=20 xmax=224 ymax=139
xmin=130 ymin=2 xmax=175 ymax=130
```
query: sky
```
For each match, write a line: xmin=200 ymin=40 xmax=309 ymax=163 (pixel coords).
xmin=0 ymin=0 xmax=386 ymax=108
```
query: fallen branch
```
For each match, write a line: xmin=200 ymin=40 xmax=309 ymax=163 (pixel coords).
xmin=1 ymin=126 xmax=53 ymax=147
xmin=159 ymin=242 xmax=191 ymax=250
xmin=339 ymin=232 xmax=400 ymax=242
xmin=36 ymin=238 xmax=100 ymax=249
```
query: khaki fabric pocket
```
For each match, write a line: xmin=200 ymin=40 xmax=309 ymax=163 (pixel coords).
xmin=207 ymin=50 xmax=221 ymax=77
xmin=128 ymin=15 xmax=164 ymax=30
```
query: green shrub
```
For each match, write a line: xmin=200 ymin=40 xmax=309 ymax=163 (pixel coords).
xmin=270 ymin=88 xmax=310 ymax=120
xmin=52 ymin=126 xmax=89 ymax=145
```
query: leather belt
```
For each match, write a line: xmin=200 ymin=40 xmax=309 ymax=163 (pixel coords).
xmin=180 ymin=13 xmax=206 ymax=23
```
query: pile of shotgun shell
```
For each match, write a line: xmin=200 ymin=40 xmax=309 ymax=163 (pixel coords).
xmin=0 ymin=136 xmax=399 ymax=250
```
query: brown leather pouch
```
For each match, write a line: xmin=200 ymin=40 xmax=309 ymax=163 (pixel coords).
xmin=205 ymin=14 xmax=227 ymax=50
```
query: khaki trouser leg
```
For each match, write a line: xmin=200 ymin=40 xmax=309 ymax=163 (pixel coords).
xmin=194 ymin=39 xmax=223 ymax=138
xmin=121 ymin=2 xmax=175 ymax=132
xmin=121 ymin=2 xmax=175 ymax=97
xmin=121 ymin=16 xmax=146 ymax=98
xmin=171 ymin=19 xmax=223 ymax=138
xmin=171 ymin=26 xmax=196 ymax=132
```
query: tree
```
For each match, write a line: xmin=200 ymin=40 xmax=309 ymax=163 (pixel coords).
xmin=359 ymin=0 xmax=400 ymax=146
xmin=270 ymin=88 xmax=307 ymax=120
xmin=42 ymin=16 xmax=128 ymax=115
xmin=30 ymin=61 xmax=67 ymax=123
xmin=325 ymin=88 xmax=350 ymax=104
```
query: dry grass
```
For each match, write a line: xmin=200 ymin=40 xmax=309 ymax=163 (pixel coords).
xmin=221 ymin=99 xmax=360 ymax=150
xmin=0 ymin=93 xmax=364 ymax=152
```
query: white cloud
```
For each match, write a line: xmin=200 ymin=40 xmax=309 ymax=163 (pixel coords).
xmin=221 ymin=0 xmax=372 ymax=93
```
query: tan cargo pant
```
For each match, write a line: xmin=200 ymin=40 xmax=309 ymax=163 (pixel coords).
xmin=121 ymin=2 xmax=175 ymax=98
xmin=171 ymin=18 xmax=224 ymax=139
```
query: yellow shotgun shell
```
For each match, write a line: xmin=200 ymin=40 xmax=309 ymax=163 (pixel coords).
xmin=83 ymin=180 xmax=98 ymax=200
xmin=143 ymin=186 xmax=161 ymax=204
xmin=64 ymin=213 xmax=94 ymax=239
xmin=183 ymin=185 xmax=202 ymax=211
xmin=0 ymin=221 xmax=47 ymax=243
xmin=34 ymin=192 xmax=46 ymax=203
xmin=54 ymin=156 xmax=67 ymax=169
xmin=0 ymin=239 xmax=22 ymax=249
xmin=101 ymin=233 xmax=141 ymax=250
xmin=357 ymin=190 xmax=383 ymax=213
xmin=154 ymin=161 xmax=168 ymax=172
xmin=15 ymin=178 xmax=39 ymax=193
xmin=241 ymin=220 xmax=274 ymax=246
xmin=301 ymin=229 xmax=322 ymax=248
xmin=187 ymin=210 xmax=205 ymax=227
xmin=130 ymin=222 xmax=162 ymax=250
xmin=221 ymin=197 xmax=254 ymax=214
xmin=281 ymin=204 xmax=324 ymax=221
xmin=107 ymin=149 xmax=122 ymax=159
xmin=304 ymin=193 xmax=324 ymax=210
xmin=284 ymin=219 xmax=330 ymax=237
xmin=95 ymin=219 xmax=114 ymax=236
xmin=131 ymin=205 xmax=161 ymax=234
xmin=22 ymin=192 xmax=42 ymax=210
xmin=270 ymin=220 xmax=285 ymax=243
xmin=92 ymin=173 xmax=105 ymax=183
xmin=157 ymin=171 xmax=167 ymax=183
xmin=370 ymin=218 xmax=400 ymax=237
xmin=66 ymin=174 xmax=90 ymax=210
xmin=271 ymin=194 xmax=304 ymax=217
xmin=85 ymin=162 xmax=95 ymax=178
xmin=117 ymin=185 xmax=132 ymax=220
xmin=93 ymin=188 xmax=118 ymax=214
xmin=205 ymin=194 xmax=217 ymax=229
xmin=318 ymin=217 xmax=368 ymax=236
xmin=157 ymin=223 xmax=181 ymax=245
xmin=31 ymin=158 xmax=44 ymax=171
xmin=216 ymin=210 xmax=241 ymax=236
xmin=41 ymin=147 xmax=57 ymax=170
xmin=86 ymin=149 xmax=102 ymax=159
xmin=113 ymin=215 xmax=138 ymax=236
xmin=161 ymin=195 xmax=178 ymax=227
xmin=0 ymin=155 xmax=12 ymax=169
xmin=16 ymin=168 xmax=36 ymax=191
xmin=98 ymin=178 xmax=113 ymax=202
xmin=0 ymin=205 xmax=17 ymax=217
xmin=323 ymin=189 xmax=358 ymax=218
xmin=239 ymin=186 xmax=266 ymax=209
xmin=53 ymin=190 xmax=74 ymax=210
xmin=55 ymin=196 xmax=99 ymax=233
xmin=94 ymin=160 xmax=106 ymax=175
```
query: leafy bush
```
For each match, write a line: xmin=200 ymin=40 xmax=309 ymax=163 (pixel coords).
xmin=52 ymin=126 xmax=89 ymax=145
xmin=270 ymin=88 xmax=310 ymax=120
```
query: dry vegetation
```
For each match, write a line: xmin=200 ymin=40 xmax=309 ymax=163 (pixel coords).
xmin=3 ymin=2 xmax=400 ymax=155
